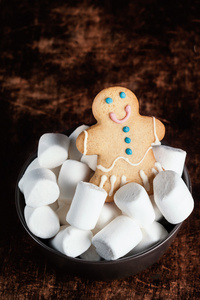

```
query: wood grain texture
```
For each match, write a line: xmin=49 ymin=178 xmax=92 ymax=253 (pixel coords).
xmin=0 ymin=0 xmax=199 ymax=298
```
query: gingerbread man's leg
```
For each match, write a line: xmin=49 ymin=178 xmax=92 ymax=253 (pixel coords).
xmin=90 ymin=169 xmax=123 ymax=202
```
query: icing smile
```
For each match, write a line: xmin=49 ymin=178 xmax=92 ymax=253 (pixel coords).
xmin=109 ymin=105 xmax=131 ymax=124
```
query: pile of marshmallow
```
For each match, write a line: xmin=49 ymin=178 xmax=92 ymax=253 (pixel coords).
xmin=18 ymin=125 xmax=194 ymax=261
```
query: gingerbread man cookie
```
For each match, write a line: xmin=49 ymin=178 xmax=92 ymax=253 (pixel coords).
xmin=76 ymin=87 xmax=165 ymax=202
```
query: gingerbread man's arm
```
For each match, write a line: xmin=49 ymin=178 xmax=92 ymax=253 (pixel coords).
xmin=154 ymin=117 xmax=165 ymax=143
xmin=76 ymin=124 xmax=101 ymax=155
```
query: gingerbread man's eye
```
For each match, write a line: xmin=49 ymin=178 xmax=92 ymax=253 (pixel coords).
xmin=105 ymin=97 xmax=113 ymax=104
xmin=120 ymin=92 xmax=126 ymax=99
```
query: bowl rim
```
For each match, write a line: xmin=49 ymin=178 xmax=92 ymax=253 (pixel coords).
xmin=15 ymin=150 xmax=192 ymax=265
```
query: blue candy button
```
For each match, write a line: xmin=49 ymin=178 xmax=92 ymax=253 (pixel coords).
xmin=123 ymin=126 xmax=130 ymax=133
xmin=125 ymin=148 xmax=132 ymax=155
xmin=125 ymin=137 xmax=131 ymax=143
xmin=120 ymin=92 xmax=126 ymax=98
xmin=105 ymin=97 xmax=113 ymax=104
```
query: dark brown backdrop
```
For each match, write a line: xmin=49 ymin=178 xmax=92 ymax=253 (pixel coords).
xmin=0 ymin=0 xmax=199 ymax=299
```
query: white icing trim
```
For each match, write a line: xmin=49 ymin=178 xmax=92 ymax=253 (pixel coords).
xmin=152 ymin=116 xmax=161 ymax=146
xmin=83 ymin=130 xmax=88 ymax=155
xmin=120 ymin=175 xmax=127 ymax=187
xmin=109 ymin=175 xmax=116 ymax=196
xmin=99 ymin=175 xmax=107 ymax=188
xmin=139 ymin=170 xmax=150 ymax=191
xmin=97 ymin=146 xmax=152 ymax=172
xmin=152 ymin=168 xmax=158 ymax=175
xmin=155 ymin=162 xmax=163 ymax=172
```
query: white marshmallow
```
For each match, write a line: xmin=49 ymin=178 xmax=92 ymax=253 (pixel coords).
xmin=127 ymin=221 xmax=168 ymax=255
xmin=149 ymin=195 xmax=163 ymax=221
xmin=152 ymin=145 xmax=186 ymax=176
xmin=18 ymin=157 xmax=61 ymax=193
xmin=153 ymin=170 xmax=194 ymax=224
xmin=56 ymin=202 xmax=71 ymax=225
xmin=18 ymin=158 xmax=41 ymax=192
xmin=24 ymin=205 xmax=60 ymax=239
xmin=68 ymin=125 xmax=89 ymax=161
xmin=114 ymin=183 xmax=155 ymax=227
xmin=38 ymin=133 xmax=69 ymax=168
xmin=23 ymin=168 xmax=60 ymax=208
xmin=58 ymin=160 xmax=91 ymax=202
xmin=93 ymin=202 xmax=122 ymax=234
xmin=92 ymin=215 xmax=142 ymax=260
xmin=81 ymin=154 xmax=97 ymax=171
xmin=80 ymin=245 xmax=101 ymax=261
xmin=66 ymin=181 xmax=107 ymax=230
xmin=49 ymin=225 xmax=93 ymax=258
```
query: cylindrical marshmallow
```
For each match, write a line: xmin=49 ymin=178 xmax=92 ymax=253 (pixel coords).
xmin=149 ymin=195 xmax=163 ymax=222
xmin=153 ymin=170 xmax=194 ymax=224
xmin=24 ymin=205 xmax=60 ymax=239
xmin=18 ymin=158 xmax=41 ymax=192
xmin=56 ymin=201 xmax=71 ymax=225
xmin=38 ymin=133 xmax=69 ymax=168
xmin=66 ymin=181 xmax=107 ymax=230
xmin=92 ymin=215 xmax=142 ymax=260
xmin=80 ymin=244 xmax=101 ymax=261
xmin=23 ymin=168 xmax=60 ymax=208
xmin=152 ymin=145 xmax=186 ymax=176
xmin=114 ymin=183 xmax=155 ymax=227
xmin=18 ymin=157 xmax=61 ymax=194
xmin=81 ymin=154 xmax=97 ymax=171
xmin=68 ymin=125 xmax=89 ymax=161
xmin=127 ymin=221 xmax=168 ymax=255
xmin=58 ymin=160 xmax=91 ymax=202
xmin=93 ymin=202 xmax=122 ymax=234
xmin=49 ymin=225 xmax=93 ymax=258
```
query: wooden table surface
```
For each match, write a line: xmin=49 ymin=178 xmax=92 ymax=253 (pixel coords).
xmin=0 ymin=0 xmax=199 ymax=298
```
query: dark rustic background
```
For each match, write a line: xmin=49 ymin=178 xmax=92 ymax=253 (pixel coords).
xmin=0 ymin=0 xmax=200 ymax=298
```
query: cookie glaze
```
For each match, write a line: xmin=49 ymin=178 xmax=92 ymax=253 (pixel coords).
xmin=109 ymin=105 xmax=131 ymax=124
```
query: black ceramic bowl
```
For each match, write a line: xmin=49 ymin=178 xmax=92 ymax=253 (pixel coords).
xmin=15 ymin=152 xmax=192 ymax=280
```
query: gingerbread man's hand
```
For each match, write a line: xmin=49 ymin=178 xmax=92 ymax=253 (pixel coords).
xmin=153 ymin=118 xmax=165 ymax=145
xmin=76 ymin=125 xmax=101 ymax=156
xmin=76 ymin=131 xmax=86 ymax=155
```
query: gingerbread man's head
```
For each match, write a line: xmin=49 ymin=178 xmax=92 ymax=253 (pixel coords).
xmin=92 ymin=87 xmax=139 ymax=124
